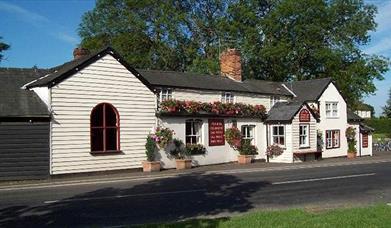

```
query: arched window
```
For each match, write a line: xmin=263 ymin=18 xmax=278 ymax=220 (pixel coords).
xmin=90 ymin=103 xmax=120 ymax=153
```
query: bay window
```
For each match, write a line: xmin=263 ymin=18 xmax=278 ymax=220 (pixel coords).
xmin=272 ymin=125 xmax=285 ymax=146
xmin=186 ymin=119 xmax=203 ymax=144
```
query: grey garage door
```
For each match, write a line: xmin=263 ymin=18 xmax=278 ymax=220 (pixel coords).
xmin=0 ymin=121 xmax=50 ymax=181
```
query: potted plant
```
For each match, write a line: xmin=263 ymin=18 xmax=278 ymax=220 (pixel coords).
xmin=142 ymin=135 xmax=161 ymax=172
xmin=346 ymin=127 xmax=357 ymax=159
xmin=266 ymin=144 xmax=284 ymax=162
xmin=237 ymin=139 xmax=258 ymax=164
xmin=170 ymin=138 xmax=192 ymax=170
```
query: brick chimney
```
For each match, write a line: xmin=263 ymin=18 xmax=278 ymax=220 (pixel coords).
xmin=220 ymin=48 xmax=242 ymax=81
xmin=73 ymin=47 xmax=90 ymax=59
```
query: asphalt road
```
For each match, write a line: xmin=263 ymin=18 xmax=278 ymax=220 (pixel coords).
xmin=0 ymin=161 xmax=391 ymax=227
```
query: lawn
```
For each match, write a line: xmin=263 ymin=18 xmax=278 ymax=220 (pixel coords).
xmin=136 ymin=204 xmax=391 ymax=228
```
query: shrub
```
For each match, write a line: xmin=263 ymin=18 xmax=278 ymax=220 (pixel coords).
xmin=169 ymin=138 xmax=190 ymax=159
xmin=365 ymin=118 xmax=391 ymax=134
xmin=237 ymin=139 xmax=258 ymax=155
xmin=145 ymin=135 xmax=157 ymax=162
xmin=346 ymin=127 xmax=357 ymax=154
xmin=266 ymin=144 xmax=284 ymax=158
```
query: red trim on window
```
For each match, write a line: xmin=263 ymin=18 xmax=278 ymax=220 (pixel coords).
xmin=325 ymin=129 xmax=340 ymax=149
xmin=90 ymin=103 xmax=120 ymax=153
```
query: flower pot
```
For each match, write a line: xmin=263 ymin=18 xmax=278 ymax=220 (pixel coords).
xmin=142 ymin=161 xmax=161 ymax=172
xmin=238 ymin=155 xmax=253 ymax=164
xmin=347 ymin=152 xmax=356 ymax=159
xmin=175 ymin=159 xmax=192 ymax=170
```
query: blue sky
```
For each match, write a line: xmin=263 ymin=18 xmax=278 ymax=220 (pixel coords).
xmin=0 ymin=0 xmax=390 ymax=115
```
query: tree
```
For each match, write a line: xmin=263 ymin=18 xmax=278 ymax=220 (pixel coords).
xmin=79 ymin=0 xmax=389 ymax=105
xmin=0 ymin=36 xmax=10 ymax=63
xmin=383 ymin=88 xmax=391 ymax=118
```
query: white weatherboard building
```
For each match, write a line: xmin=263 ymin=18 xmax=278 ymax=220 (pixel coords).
xmin=0 ymin=47 xmax=373 ymax=179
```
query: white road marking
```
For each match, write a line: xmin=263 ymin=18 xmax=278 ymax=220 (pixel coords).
xmin=272 ymin=173 xmax=376 ymax=185
xmin=43 ymin=188 xmax=206 ymax=204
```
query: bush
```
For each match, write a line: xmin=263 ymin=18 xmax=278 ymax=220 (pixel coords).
xmin=145 ymin=135 xmax=157 ymax=162
xmin=238 ymin=139 xmax=258 ymax=155
xmin=150 ymin=127 xmax=174 ymax=149
xmin=365 ymin=118 xmax=391 ymax=134
xmin=169 ymin=138 xmax=190 ymax=159
xmin=346 ymin=127 xmax=357 ymax=154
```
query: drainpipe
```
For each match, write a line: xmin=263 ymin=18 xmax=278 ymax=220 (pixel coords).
xmin=358 ymin=126 xmax=362 ymax=157
xmin=266 ymin=124 xmax=269 ymax=162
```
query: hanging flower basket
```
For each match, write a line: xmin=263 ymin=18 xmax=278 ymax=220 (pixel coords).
xmin=150 ymin=127 xmax=174 ymax=149
xmin=266 ymin=144 xmax=284 ymax=158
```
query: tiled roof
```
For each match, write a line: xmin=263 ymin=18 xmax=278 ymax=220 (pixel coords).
xmin=284 ymin=78 xmax=332 ymax=102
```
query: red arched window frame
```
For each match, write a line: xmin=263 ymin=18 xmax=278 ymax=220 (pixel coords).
xmin=90 ymin=103 xmax=120 ymax=153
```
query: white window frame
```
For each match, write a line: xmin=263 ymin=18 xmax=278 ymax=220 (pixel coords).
xmin=185 ymin=119 xmax=203 ymax=145
xmin=241 ymin=125 xmax=255 ymax=145
xmin=299 ymin=124 xmax=310 ymax=148
xmin=325 ymin=130 xmax=340 ymax=149
xmin=271 ymin=125 xmax=285 ymax=147
xmin=270 ymin=96 xmax=280 ymax=108
xmin=221 ymin=92 xmax=235 ymax=103
xmin=157 ymin=88 xmax=172 ymax=107
xmin=325 ymin=102 xmax=338 ymax=118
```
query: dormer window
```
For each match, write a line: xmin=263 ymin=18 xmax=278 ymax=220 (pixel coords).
xmin=221 ymin=92 xmax=234 ymax=103
xmin=270 ymin=96 xmax=280 ymax=107
xmin=157 ymin=88 xmax=172 ymax=106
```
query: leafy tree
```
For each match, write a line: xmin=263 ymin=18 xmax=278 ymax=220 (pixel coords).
xmin=383 ymin=88 xmax=391 ymax=118
xmin=79 ymin=0 xmax=389 ymax=105
xmin=0 ymin=36 xmax=10 ymax=63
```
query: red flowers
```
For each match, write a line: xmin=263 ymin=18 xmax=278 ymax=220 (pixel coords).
xmin=160 ymin=99 xmax=266 ymax=118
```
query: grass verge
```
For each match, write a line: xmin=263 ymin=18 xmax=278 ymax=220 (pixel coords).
xmin=135 ymin=204 xmax=391 ymax=228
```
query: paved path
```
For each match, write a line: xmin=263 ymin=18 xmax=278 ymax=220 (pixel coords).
xmin=1 ymin=156 xmax=391 ymax=227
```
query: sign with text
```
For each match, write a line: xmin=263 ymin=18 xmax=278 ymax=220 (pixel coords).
xmin=362 ymin=133 xmax=368 ymax=148
xmin=209 ymin=119 xmax=225 ymax=146
xmin=299 ymin=109 xmax=310 ymax=122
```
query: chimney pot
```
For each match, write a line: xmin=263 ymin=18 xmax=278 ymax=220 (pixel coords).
xmin=73 ymin=47 xmax=90 ymax=59
xmin=220 ymin=48 xmax=242 ymax=81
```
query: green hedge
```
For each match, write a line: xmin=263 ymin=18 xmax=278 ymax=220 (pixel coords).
xmin=364 ymin=118 xmax=391 ymax=134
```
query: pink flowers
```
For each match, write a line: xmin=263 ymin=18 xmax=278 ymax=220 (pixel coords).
xmin=150 ymin=127 xmax=174 ymax=149
xmin=159 ymin=99 xmax=267 ymax=118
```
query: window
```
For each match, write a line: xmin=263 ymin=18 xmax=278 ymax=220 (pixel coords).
xmin=272 ymin=125 xmax=285 ymax=146
xmin=241 ymin=125 xmax=255 ymax=145
xmin=157 ymin=88 xmax=172 ymax=106
xmin=270 ymin=96 xmax=280 ymax=108
xmin=326 ymin=130 xmax=340 ymax=149
xmin=299 ymin=125 xmax=309 ymax=148
xmin=221 ymin=92 xmax=234 ymax=103
xmin=186 ymin=119 xmax=202 ymax=144
xmin=325 ymin=102 xmax=338 ymax=118
xmin=90 ymin=103 xmax=120 ymax=153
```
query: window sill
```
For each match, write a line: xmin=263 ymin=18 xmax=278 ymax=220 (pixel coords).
xmin=299 ymin=146 xmax=310 ymax=149
xmin=90 ymin=150 xmax=123 ymax=155
xmin=326 ymin=117 xmax=339 ymax=119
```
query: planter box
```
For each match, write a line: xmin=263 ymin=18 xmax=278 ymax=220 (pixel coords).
xmin=238 ymin=155 xmax=253 ymax=164
xmin=175 ymin=159 xmax=192 ymax=170
xmin=142 ymin=161 xmax=161 ymax=172
xmin=347 ymin=152 xmax=357 ymax=159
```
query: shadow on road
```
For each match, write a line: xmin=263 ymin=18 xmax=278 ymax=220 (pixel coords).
xmin=0 ymin=172 xmax=270 ymax=227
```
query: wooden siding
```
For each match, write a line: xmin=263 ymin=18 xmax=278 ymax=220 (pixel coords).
xmin=292 ymin=107 xmax=317 ymax=152
xmin=173 ymin=89 xmax=283 ymax=111
xmin=0 ymin=122 xmax=49 ymax=181
xmin=50 ymin=54 xmax=156 ymax=174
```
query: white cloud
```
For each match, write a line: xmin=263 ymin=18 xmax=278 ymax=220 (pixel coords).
xmin=0 ymin=1 xmax=79 ymax=45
